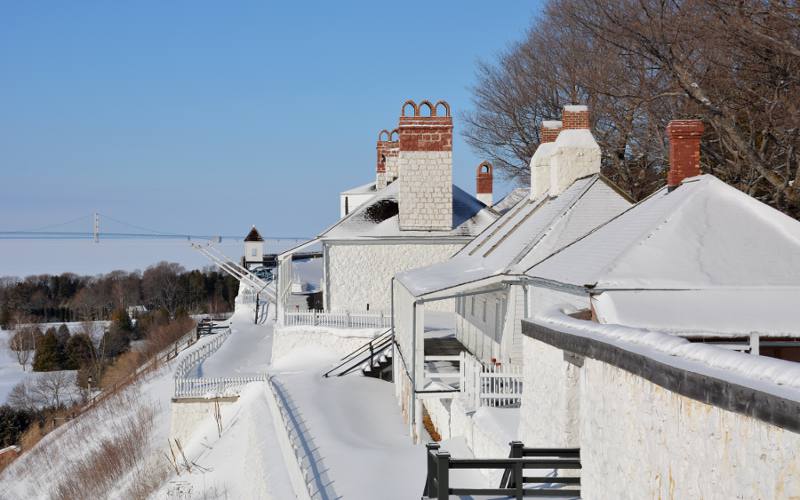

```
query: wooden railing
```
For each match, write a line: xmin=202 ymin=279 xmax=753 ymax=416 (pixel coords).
xmin=423 ymin=351 xmax=523 ymax=408
xmin=423 ymin=441 xmax=581 ymax=499
xmin=283 ymin=310 xmax=391 ymax=329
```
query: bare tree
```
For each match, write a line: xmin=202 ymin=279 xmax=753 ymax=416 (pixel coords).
xmin=8 ymin=328 xmax=34 ymax=371
xmin=142 ymin=262 xmax=185 ymax=317
xmin=32 ymin=371 xmax=74 ymax=408
xmin=464 ymin=0 xmax=800 ymax=214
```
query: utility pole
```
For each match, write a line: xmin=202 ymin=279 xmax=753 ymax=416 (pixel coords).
xmin=93 ymin=212 xmax=100 ymax=243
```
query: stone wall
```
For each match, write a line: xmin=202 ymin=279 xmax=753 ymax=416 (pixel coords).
xmin=170 ymin=397 xmax=238 ymax=445
xmin=326 ymin=242 xmax=461 ymax=312
xmin=271 ymin=325 xmax=380 ymax=363
xmin=518 ymin=331 xmax=800 ymax=499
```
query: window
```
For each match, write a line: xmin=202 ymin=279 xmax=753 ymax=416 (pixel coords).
xmin=251 ymin=248 xmax=257 ymax=257
xmin=482 ymin=300 xmax=487 ymax=322
xmin=345 ymin=196 xmax=350 ymax=215
xmin=470 ymin=296 xmax=475 ymax=315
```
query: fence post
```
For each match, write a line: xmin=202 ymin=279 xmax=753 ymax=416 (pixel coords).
xmin=346 ymin=311 xmax=351 ymax=328
xmin=314 ymin=310 xmax=318 ymax=326
xmin=436 ymin=452 xmax=450 ymax=500
xmin=425 ymin=443 xmax=440 ymax=498
xmin=514 ymin=460 xmax=523 ymax=500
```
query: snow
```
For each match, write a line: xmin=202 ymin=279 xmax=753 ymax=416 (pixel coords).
xmin=320 ymin=181 xmax=497 ymax=241
xmin=270 ymin=345 xmax=428 ymax=500
xmin=190 ymin=304 xmax=272 ymax=378
xmin=0 ymin=328 xmax=33 ymax=404
xmin=542 ymin=120 xmax=563 ymax=129
xmin=396 ymin=175 xmax=629 ymax=297
xmin=563 ymin=105 xmax=588 ymax=112
xmin=593 ymin=289 xmax=800 ymax=336
xmin=155 ymin=384 xmax=295 ymax=500
xmin=528 ymin=175 xmax=800 ymax=289
xmin=532 ymin=305 xmax=800 ymax=402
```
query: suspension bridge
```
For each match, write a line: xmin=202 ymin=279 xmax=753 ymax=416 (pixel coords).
xmin=0 ymin=212 xmax=309 ymax=244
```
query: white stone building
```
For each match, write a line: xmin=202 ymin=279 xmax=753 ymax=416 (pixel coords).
xmin=391 ymin=105 xmax=633 ymax=441
xmin=513 ymin=119 xmax=800 ymax=497
xmin=276 ymin=99 xmax=498 ymax=319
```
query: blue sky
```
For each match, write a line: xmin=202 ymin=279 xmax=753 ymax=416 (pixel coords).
xmin=0 ymin=1 xmax=541 ymax=242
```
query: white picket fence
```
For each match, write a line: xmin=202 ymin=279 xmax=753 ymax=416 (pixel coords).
xmin=172 ymin=328 xmax=263 ymax=398
xmin=283 ymin=310 xmax=392 ymax=329
xmin=174 ymin=328 xmax=232 ymax=380
xmin=174 ymin=374 xmax=267 ymax=398
xmin=425 ymin=351 xmax=523 ymax=408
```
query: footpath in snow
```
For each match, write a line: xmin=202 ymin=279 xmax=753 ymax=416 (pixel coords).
xmin=270 ymin=345 xmax=428 ymax=500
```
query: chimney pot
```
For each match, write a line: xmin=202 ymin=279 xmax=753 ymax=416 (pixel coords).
xmin=666 ymin=119 xmax=704 ymax=190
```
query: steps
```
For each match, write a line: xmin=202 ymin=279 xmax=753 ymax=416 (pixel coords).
xmin=323 ymin=328 xmax=393 ymax=380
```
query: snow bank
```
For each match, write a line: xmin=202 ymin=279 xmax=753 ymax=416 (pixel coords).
xmin=157 ymin=383 xmax=295 ymax=500
xmin=270 ymin=346 xmax=427 ymax=500
xmin=534 ymin=306 xmax=800 ymax=400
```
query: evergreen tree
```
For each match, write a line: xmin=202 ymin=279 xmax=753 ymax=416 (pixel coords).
xmin=32 ymin=329 xmax=60 ymax=371
xmin=55 ymin=324 xmax=70 ymax=368
xmin=65 ymin=333 xmax=95 ymax=370
xmin=0 ymin=303 xmax=11 ymax=329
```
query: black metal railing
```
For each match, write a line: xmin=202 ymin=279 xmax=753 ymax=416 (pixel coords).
xmin=322 ymin=328 xmax=393 ymax=378
xmin=195 ymin=318 xmax=229 ymax=339
xmin=423 ymin=441 xmax=581 ymax=499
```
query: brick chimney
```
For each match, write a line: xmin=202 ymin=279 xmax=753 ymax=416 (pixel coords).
xmin=530 ymin=120 xmax=562 ymax=200
xmin=666 ymin=120 xmax=704 ymax=190
xmin=384 ymin=129 xmax=400 ymax=185
xmin=476 ymin=161 xmax=493 ymax=206
xmin=398 ymin=99 xmax=453 ymax=231
xmin=549 ymin=105 xmax=601 ymax=196
xmin=376 ymin=130 xmax=390 ymax=190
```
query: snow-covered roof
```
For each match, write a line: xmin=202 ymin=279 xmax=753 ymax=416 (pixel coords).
xmin=592 ymin=289 xmax=800 ymax=337
xmin=492 ymin=187 xmax=529 ymax=214
xmin=341 ymin=181 xmax=377 ymax=195
xmin=320 ymin=181 xmax=497 ymax=242
xmin=396 ymin=174 xmax=631 ymax=297
xmin=527 ymin=175 xmax=800 ymax=290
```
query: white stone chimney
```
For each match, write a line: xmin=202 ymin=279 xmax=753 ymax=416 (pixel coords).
xmin=549 ymin=105 xmax=601 ymax=196
xmin=530 ymin=120 xmax=562 ymax=200
xmin=398 ymin=99 xmax=453 ymax=231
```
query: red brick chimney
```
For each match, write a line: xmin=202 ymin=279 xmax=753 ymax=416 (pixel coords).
xmin=541 ymin=120 xmax=562 ymax=143
xmin=666 ymin=120 xmax=704 ymax=190
xmin=561 ymin=105 xmax=589 ymax=130
xmin=476 ymin=161 xmax=493 ymax=206
xmin=376 ymin=129 xmax=399 ymax=190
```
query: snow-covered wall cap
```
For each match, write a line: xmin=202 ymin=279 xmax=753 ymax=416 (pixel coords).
xmin=541 ymin=120 xmax=563 ymax=144
xmin=563 ymin=105 xmax=588 ymax=112
xmin=542 ymin=120 xmax=563 ymax=129
xmin=534 ymin=305 xmax=800 ymax=400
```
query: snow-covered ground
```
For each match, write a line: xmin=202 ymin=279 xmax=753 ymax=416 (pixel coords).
xmin=270 ymin=345 xmax=429 ymax=499
xmin=0 ymin=328 xmax=34 ymax=403
xmin=0 ymin=298 xmax=510 ymax=499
